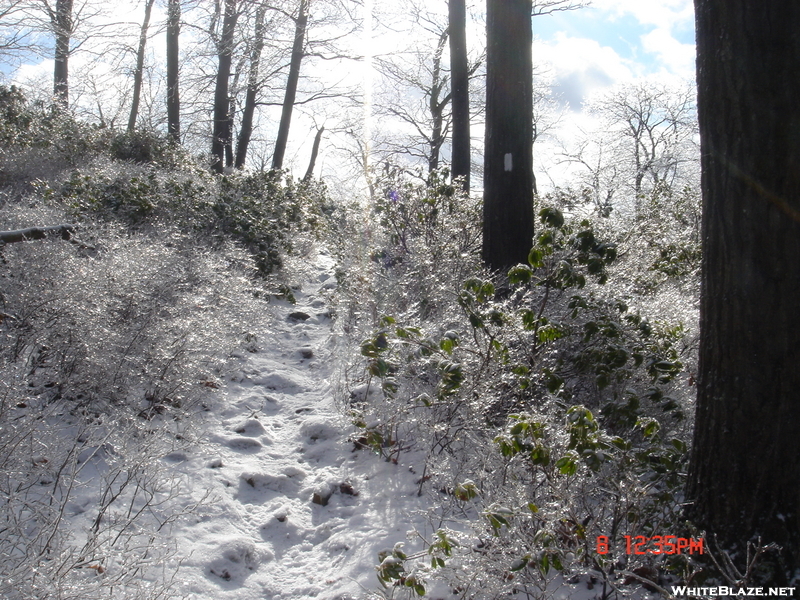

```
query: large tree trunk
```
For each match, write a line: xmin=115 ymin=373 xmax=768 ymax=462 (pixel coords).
xmin=482 ymin=0 xmax=534 ymax=271
xmin=687 ymin=0 xmax=800 ymax=581
xmin=211 ymin=0 xmax=239 ymax=173
xmin=52 ymin=0 xmax=73 ymax=110
xmin=271 ymin=0 xmax=308 ymax=171
xmin=166 ymin=0 xmax=181 ymax=143
xmin=127 ymin=0 xmax=156 ymax=132
xmin=235 ymin=1 xmax=267 ymax=169
xmin=448 ymin=0 xmax=470 ymax=190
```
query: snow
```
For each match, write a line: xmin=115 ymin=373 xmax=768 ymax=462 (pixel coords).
xmin=142 ymin=248 xmax=428 ymax=600
xmin=29 ymin=246 xmax=669 ymax=600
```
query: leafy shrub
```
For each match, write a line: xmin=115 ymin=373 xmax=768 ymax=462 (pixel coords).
xmin=38 ymin=165 xmax=329 ymax=276
xmin=336 ymin=177 xmax=699 ymax=598
xmin=0 ymin=85 xmax=34 ymax=146
xmin=110 ymin=129 xmax=174 ymax=165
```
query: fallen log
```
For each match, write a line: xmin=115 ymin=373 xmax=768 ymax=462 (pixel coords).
xmin=0 ymin=224 xmax=78 ymax=245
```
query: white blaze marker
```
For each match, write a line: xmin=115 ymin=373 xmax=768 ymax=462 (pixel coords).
xmin=504 ymin=153 xmax=513 ymax=171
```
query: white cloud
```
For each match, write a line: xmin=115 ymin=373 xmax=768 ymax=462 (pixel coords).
xmin=591 ymin=0 xmax=694 ymax=29
xmin=640 ymin=27 xmax=695 ymax=80
xmin=536 ymin=33 xmax=636 ymax=110
xmin=591 ymin=0 xmax=695 ymax=79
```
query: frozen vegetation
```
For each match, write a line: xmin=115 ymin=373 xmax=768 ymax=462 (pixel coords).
xmin=0 ymin=89 xmax=707 ymax=599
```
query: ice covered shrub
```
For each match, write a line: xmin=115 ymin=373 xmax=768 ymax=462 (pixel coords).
xmin=109 ymin=129 xmax=176 ymax=166
xmin=341 ymin=200 xmax=698 ymax=598
xmin=329 ymin=169 xmax=482 ymax=348
xmin=0 ymin=86 xmax=115 ymax=186
xmin=40 ymin=165 xmax=329 ymax=276
xmin=0 ymin=219 xmax=260 ymax=412
xmin=0 ymin=389 xmax=197 ymax=600
xmin=0 ymin=195 xmax=268 ymax=598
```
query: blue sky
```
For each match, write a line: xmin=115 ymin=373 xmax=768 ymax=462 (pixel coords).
xmin=530 ymin=0 xmax=696 ymax=111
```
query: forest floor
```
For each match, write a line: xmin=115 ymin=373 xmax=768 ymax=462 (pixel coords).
xmin=156 ymin=247 xmax=432 ymax=600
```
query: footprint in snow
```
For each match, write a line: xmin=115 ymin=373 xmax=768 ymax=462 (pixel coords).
xmin=232 ymin=418 xmax=266 ymax=436
xmin=226 ymin=437 xmax=264 ymax=452
xmin=206 ymin=538 xmax=268 ymax=584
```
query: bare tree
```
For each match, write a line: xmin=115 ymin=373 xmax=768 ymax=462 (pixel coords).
xmin=127 ymin=0 xmax=155 ymax=132
xmin=0 ymin=1 xmax=35 ymax=63
xmin=272 ymin=0 xmax=309 ymax=170
xmin=303 ymin=123 xmax=324 ymax=180
xmin=448 ymin=0 xmax=469 ymax=190
xmin=560 ymin=83 xmax=698 ymax=217
xmin=234 ymin=0 xmax=267 ymax=168
xmin=210 ymin=0 xmax=239 ymax=173
xmin=372 ymin=1 xmax=482 ymax=179
xmin=165 ymin=0 xmax=181 ymax=142
xmin=598 ymin=83 xmax=697 ymax=201
xmin=51 ymin=0 xmax=74 ymax=109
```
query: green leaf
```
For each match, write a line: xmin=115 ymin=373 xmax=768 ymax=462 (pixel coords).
xmin=530 ymin=444 xmax=550 ymax=466
xmin=454 ymin=480 xmax=478 ymax=501
xmin=637 ymin=418 xmax=661 ymax=438
xmin=509 ymin=264 xmax=533 ymax=284
xmin=539 ymin=206 xmax=565 ymax=228
xmin=539 ymin=553 xmax=550 ymax=576
xmin=544 ymin=369 xmax=564 ymax=394
xmin=440 ymin=337 xmax=455 ymax=354
xmin=556 ymin=453 xmax=578 ymax=475
xmin=510 ymin=557 xmax=529 ymax=572
xmin=528 ymin=247 xmax=545 ymax=268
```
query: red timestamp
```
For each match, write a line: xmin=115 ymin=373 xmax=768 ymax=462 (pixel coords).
xmin=596 ymin=535 xmax=704 ymax=555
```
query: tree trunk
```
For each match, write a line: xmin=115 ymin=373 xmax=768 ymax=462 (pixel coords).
xmin=235 ymin=1 xmax=267 ymax=169
xmin=427 ymin=28 xmax=449 ymax=174
xmin=687 ymin=0 xmax=800 ymax=581
xmin=271 ymin=0 xmax=308 ymax=171
xmin=166 ymin=0 xmax=181 ymax=143
xmin=127 ymin=0 xmax=156 ymax=132
xmin=211 ymin=0 xmax=239 ymax=173
xmin=303 ymin=125 xmax=324 ymax=181
xmin=449 ymin=0 xmax=470 ymax=191
xmin=52 ymin=0 xmax=73 ymax=110
xmin=226 ymin=91 xmax=236 ymax=168
xmin=482 ymin=0 xmax=534 ymax=271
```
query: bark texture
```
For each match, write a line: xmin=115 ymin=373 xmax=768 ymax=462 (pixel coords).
xmin=688 ymin=0 xmax=800 ymax=580
xmin=127 ymin=0 xmax=155 ymax=132
xmin=482 ymin=0 xmax=534 ymax=271
xmin=272 ymin=0 xmax=308 ymax=171
xmin=0 ymin=224 xmax=76 ymax=244
xmin=303 ymin=125 xmax=324 ymax=181
xmin=166 ymin=0 xmax=181 ymax=143
xmin=448 ymin=0 xmax=470 ymax=190
xmin=211 ymin=0 xmax=239 ymax=173
xmin=52 ymin=0 xmax=73 ymax=109
xmin=235 ymin=1 xmax=267 ymax=169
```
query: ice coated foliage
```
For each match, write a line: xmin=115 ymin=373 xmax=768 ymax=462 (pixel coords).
xmin=335 ymin=171 xmax=700 ymax=598
xmin=0 ymin=97 xmax=329 ymax=598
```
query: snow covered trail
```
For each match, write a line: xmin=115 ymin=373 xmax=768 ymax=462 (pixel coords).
xmin=164 ymin=249 xmax=429 ymax=600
